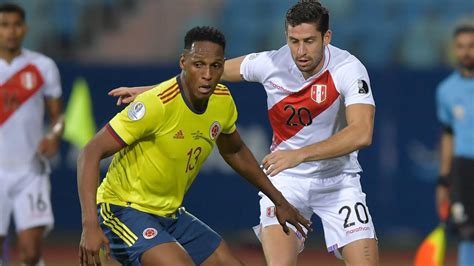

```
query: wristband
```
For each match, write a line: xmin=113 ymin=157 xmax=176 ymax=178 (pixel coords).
xmin=437 ymin=176 xmax=450 ymax=188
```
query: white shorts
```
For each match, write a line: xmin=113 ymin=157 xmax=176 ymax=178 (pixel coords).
xmin=0 ymin=171 xmax=54 ymax=236
xmin=254 ymin=173 xmax=376 ymax=255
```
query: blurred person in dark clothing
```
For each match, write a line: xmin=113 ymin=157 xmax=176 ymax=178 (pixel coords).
xmin=436 ymin=19 xmax=474 ymax=266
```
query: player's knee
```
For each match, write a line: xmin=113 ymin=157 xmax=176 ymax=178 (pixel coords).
xmin=17 ymin=242 xmax=42 ymax=265
xmin=267 ymin=257 xmax=298 ymax=266
xmin=202 ymin=240 xmax=243 ymax=266
xmin=341 ymin=239 xmax=379 ymax=266
xmin=19 ymin=250 xmax=41 ymax=266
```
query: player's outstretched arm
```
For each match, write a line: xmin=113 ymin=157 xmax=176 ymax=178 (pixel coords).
xmin=77 ymin=127 xmax=123 ymax=265
xmin=108 ymin=85 xmax=154 ymax=106
xmin=37 ymin=98 xmax=64 ymax=157
xmin=108 ymin=56 xmax=247 ymax=105
xmin=216 ymin=130 xmax=312 ymax=237
xmin=262 ymin=104 xmax=375 ymax=176
xmin=221 ymin=56 xmax=246 ymax=82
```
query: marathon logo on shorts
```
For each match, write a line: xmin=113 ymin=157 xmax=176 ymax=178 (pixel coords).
xmin=143 ymin=228 xmax=158 ymax=239
xmin=311 ymin=84 xmax=327 ymax=104
xmin=295 ymin=230 xmax=305 ymax=241
xmin=327 ymin=243 xmax=339 ymax=252
xmin=266 ymin=206 xmax=275 ymax=217
xmin=346 ymin=226 xmax=371 ymax=235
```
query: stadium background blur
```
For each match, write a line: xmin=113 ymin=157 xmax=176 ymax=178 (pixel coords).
xmin=2 ymin=0 xmax=474 ymax=265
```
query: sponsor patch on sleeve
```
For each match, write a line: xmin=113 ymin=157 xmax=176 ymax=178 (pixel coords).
xmin=358 ymin=80 xmax=369 ymax=94
xmin=128 ymin=101 xmax=146 ymax=121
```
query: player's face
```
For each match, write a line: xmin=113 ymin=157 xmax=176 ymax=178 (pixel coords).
xmin=180 ymin=41 xmax=225 ymax=106
xmin=0 ymin=12 xmax=26 ymax=52
xmin=286 ymin=23 xmax=331 ymax=79
xmin=454 ymin=32 xmax=474 ymax=71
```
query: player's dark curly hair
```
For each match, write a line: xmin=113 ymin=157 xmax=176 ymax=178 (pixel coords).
xmin=454 ymin=20 xmax=474 ymax=38
xmin=285 ymin=0 xmax=329 ymax=35
xmin=0 ymin=2 xmax=25 ymax=21
xmin=184 ymin=26 xmax=226 ymax=51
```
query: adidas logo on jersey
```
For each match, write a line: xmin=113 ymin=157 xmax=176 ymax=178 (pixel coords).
xmin=173 ymin=130 xmax=184 ymax=139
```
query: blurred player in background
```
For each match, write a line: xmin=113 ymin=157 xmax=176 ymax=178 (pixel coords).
xmin=0 ymin=3 xmax=64 ymax=266
xmin=435 ymin=20 xmax=474 ymax=266
xmin=78 ymin=26 xmax=310 ymax=266
xmin=109 ymin=1 xmax=378 ymax=265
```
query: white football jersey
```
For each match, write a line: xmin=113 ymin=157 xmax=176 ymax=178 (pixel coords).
xmin=241 ymin=44 xmax=375 ymax=178
xmin=0 ymin=49 xmax=62 ymax=175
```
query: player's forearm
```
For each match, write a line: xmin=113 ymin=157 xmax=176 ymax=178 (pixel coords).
xmin=134 ymin=86 xmax=154 ymax=93
xmin=77 ymin=146 xmax=101 ymax=226
xmin=45 ymin=98 xmax=65 ymax=139
xmin=439 ymin=132 xmax=453 ymax=176
xmin=47 ymin=114 xmax=65 ymax=140
xmin=222 ymin=56 xmax=246 ymax=82
xmin=222 ymin=144 xmax=286 ymax=206
xmin=299 ymin=123 xmax=373 ymax=162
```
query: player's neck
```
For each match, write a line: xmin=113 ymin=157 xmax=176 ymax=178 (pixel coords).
xmin=0 ymin=47 xmax=21 ymax=64
xmin=179 ymin=73 xmax=209 ymax=112
xmin=460 ymin=68 xmax=474 ymax=78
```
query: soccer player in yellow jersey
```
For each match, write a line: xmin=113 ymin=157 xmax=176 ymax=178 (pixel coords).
xmin=77 ymin=26 xmax=310 ymax=266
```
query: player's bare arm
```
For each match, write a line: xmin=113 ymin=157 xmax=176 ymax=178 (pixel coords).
xmin=216 ymin=130 xmax=312 ymax=237
xmin=221 ymin=56 xmax=246 ymax=82
xmin=108 ymin=85 xmax=154 ymax=105
xmin=263 ymin=104 xmax=375 ymax=176
xmin=108 ymin=55 xmax=247 ymax=104
xmin=77 ymin=127 xmax=122 ymax=265
xmin=37 ymin=98 xmax=64 ymax=157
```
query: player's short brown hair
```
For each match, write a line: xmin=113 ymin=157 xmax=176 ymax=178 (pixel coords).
xmin=454 ymin=19 xmax=474 ymax=38
xmin=0 ymin=2 xmax=25 ymax=21
xmin=285 ymin=0 xmax=329 ymax=35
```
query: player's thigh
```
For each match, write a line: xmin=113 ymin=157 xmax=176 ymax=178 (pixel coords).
xmin=340 ymin=238 xmax=378 ymax=266
xmin=141 ymin=242 xmax=194 ymax=266
xmin=256 ymin=175 xmax=312 ymax=242
xmin=312 ymin=174 xmax=376 ymax=257
xmin=0 ymin=236 xmax=5 ymax=253
xmin=12 ymin=175 xmax=54 ymax=233
xmin=0 ymin=180 xmax=12 ymax=237
xmin=171 ymin=209 xmax=226 ymax=265
xmin=99 ymin=203 xmax=179 ymax=265
xmin=17 ymin=226 xmax=46 ymax=252
xmin=201 ymin=240 xmax=243 ymax=266
xmin=450 ymin=158 xmax=474 ymax=238
xmin=261 ymin=224 xmax=300 ymax=266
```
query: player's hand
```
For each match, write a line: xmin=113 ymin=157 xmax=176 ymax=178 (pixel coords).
xmin=262 ymin=150 xmax=304 ymax=176
xmin=37 ymin=134 xmax=60 ymax=158
xmin=79 ymin=225 xmax=110 ymax=266
xmin=275 ymin=201 xmax=312 ymax=238
xmin=436 ymin=185 xmax=450 ymax=222
xmin=108 ymin=87 xmax=140 ymax=106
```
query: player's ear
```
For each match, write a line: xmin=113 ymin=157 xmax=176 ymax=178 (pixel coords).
xmin=323 ymin=30 xmax=332 ymax=46
xmin=179 ymin=53 xmax=186 ymax=70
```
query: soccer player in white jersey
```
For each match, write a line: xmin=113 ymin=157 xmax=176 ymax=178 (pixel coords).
xmin=0 ymin=3 xmax=64 ymax=265
xmin=109 ymin=1 xmax=378 ymax=265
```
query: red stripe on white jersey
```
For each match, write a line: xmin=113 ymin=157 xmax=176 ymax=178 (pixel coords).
xmin=268 ymin=71 xmax=340 ymax=149
xmin=0 ymin=64 xmax=44 ymax=126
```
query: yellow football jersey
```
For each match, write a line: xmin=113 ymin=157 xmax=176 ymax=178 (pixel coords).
xmin=97 ymin=76 xmax=237 ymax=217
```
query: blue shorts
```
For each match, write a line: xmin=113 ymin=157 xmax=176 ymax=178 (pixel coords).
xmin=98 ymin=203 xmax=222 ymax=265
